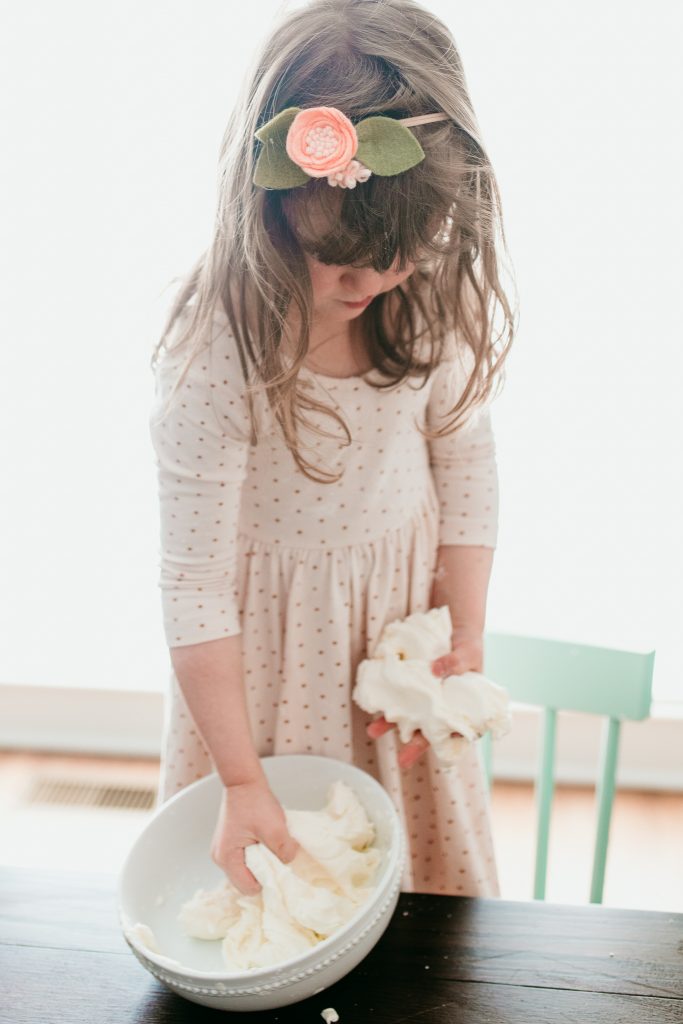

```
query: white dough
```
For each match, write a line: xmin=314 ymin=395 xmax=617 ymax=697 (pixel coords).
xmin=177 ymin=779 xmax=381 ymax=972
xmin=126 ymin=921 xmax=160 ymax=953
xmin=124 ymin=922 xmax=183 ymax=969
xmin=352 ymin=606 xmax=512 ymax=765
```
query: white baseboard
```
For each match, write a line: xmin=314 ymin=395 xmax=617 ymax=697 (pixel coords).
xmin=0 ymin=684 xmax=163 ymax=757
xmin=489 ymin=704 xmax=683 ymax=791
xmin=1 ymin=684 xmax=682 ymax=792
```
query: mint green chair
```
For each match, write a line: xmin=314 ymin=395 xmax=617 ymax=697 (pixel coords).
xmin=480 ymin=632 xmax=655 ymax=904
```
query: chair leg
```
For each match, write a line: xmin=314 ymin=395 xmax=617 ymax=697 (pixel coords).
xmin=534 ymin=707 xmax=557 ymax=900
xmin=591 ymin=716 xmax=621 ymax=904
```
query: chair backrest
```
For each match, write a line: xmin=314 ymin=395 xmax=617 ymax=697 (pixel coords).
xmin=481 ymin=631 xmax=655 ymax=903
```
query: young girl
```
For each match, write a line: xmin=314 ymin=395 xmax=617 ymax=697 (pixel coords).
xmin=149 ymin=0 xmax=516 ymax=900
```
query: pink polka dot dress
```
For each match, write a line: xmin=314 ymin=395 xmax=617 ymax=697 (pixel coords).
xmin=149 ymin=305 xmax=501 ymax=898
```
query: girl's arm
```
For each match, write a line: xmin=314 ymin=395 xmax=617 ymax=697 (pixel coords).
xmin=371 ymin=337 xmax=501 ymax=766
xmin=149 ymin=309 xmax=299 ymax=890
xmin=150 ymin=315 xmax=263 ymax=780
xmin=149 ymin=308 xmax=252 ymax=648
xmin=425 ymin=343 xmax=500 ymax=670
xmin=170 ymin=635 xmax=265 ymax=788
xmin=429 ymin=543 xmax=493 ymax=675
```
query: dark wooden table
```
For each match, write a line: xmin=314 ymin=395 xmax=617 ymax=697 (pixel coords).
xmin=2 ymin=866 xmax=682 ymax=1022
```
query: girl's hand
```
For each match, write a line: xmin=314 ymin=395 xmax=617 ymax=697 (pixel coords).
xmin=432 ymin=626 xmax=484 ymax=677
xmin=210 ymin=777 xmax=300 ymax=896
xmin=365 ymin=628 xmax=484 ymax=769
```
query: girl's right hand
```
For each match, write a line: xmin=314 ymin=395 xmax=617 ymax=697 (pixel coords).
xmin=210 ymin=777 xmax=300 ymax=896
xmin=367 ymin=716 xmax=464 ymax=769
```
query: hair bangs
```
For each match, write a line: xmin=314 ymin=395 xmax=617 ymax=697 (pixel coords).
xmin=278 ymin=169 xmax=453 ymax=273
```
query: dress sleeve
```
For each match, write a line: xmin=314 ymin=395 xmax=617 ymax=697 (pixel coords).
xmin=425 ymin=344 xmax=499 ymax=548
xmin=148 ymin=310 xmax=251 ymax=647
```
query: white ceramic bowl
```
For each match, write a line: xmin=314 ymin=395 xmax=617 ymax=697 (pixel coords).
xmin=117 ymin=754 xmax=405 ymax=1012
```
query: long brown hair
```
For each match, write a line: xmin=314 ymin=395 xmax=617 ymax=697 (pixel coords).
xmin=150 ymin=0 xmax=518 ymax=484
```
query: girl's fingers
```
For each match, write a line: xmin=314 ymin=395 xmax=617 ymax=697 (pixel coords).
xmin=369 ymin=719 xmax=460 ymax=768
xmin=220 ymin=846 xmax=262 ymax=897
xmin=366 ymin=716 xmax=395 ymax=738
xmin=399 ymin=730 xmax=430 ymax=768
xmin=368 ymin=718 xmax=464 ymax=749
xmin=433 ymin=654 xmax=472 ymax=676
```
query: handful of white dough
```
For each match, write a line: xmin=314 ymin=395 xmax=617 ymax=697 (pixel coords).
xmin=352 ymin=606 xmax=512 ymax=765
xmin=177 ymin=780 xmax=381 ymax=972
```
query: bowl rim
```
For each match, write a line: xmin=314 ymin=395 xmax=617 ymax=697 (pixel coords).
xmin=117 ymin=754 xmax=403 ymax=980
xmin=119 ymin=850 xmax=405 ymax=989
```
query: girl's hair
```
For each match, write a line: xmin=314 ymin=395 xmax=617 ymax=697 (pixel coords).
xmin=150 ymin=0 xmax=518 ymax=484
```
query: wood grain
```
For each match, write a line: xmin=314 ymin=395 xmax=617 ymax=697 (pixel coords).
xmin=2 ymin=945 xmax=683 ymax=1024
xmin=1 ymin=867 xmax=682 ymax=1023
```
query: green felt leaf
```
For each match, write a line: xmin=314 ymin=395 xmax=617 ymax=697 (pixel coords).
xmin=355 ymin=116 xmax=426 ymax=176
xmin=253 ymin=147 xmax=310 ymax=188
xmin=254 ymin=106 xmax=301 ymax=144
xmin=253 ymin=107 xmax=310 ymax=188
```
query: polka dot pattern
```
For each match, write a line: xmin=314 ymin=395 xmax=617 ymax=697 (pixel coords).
xmin=150 ymin=309 xmax=501 ymax=897
xmin=426 ymin=360 xmax=499 ymax=546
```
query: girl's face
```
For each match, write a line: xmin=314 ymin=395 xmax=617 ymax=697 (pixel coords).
xmin=285 ymin=190 xmax=421 ymax=326
xmin=303 ymin=250 xmax=417 ymax=323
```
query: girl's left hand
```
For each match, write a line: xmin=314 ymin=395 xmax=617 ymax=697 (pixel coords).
xmin=365 ymin=628 xmax=484 ymax=769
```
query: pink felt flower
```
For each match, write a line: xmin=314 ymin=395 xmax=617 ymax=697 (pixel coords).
xmin=285 ymin=106 xmax=358 ymax=178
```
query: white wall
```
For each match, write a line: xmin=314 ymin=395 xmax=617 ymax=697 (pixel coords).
xmin=1 ymin=2 xmax=680 ymax=712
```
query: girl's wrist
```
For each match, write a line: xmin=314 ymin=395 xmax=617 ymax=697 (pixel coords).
xmin=451 ymin=623 xmax=484 ymax=642
xmin=432 ymin=626 xmax=484 ymax=676
xmin=219 ymin=761 xmax=267 ymax=789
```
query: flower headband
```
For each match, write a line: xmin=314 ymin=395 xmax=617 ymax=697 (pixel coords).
xmin=253 ymin=106 xmax=450 ymax=190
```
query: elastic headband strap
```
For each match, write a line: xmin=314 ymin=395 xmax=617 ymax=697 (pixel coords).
xmin=397 ymin=113 xmax=450 ymax=127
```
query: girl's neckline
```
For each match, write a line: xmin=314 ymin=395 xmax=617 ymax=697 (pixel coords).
xmin=301 ymin=364 xmax=374 ymax=384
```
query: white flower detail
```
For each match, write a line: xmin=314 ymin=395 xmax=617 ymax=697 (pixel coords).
xmin=327 ymin=158 xmax=373 ymax=189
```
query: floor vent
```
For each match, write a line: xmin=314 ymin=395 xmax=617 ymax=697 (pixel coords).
xmin=25 ymin=777 xmax=157 ymax=811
